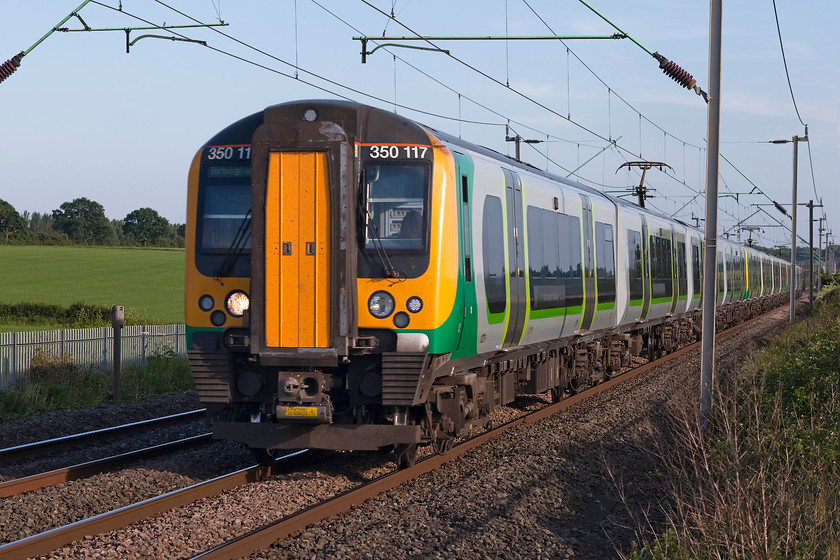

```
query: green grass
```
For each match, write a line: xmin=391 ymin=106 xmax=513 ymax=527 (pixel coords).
xmin=0 ymin=246 xmax=185 ymax=327
xmin=0 ymin=324 xmax=50 ymax=333
xmin=0 ymin=348 xmax=193 ymax=422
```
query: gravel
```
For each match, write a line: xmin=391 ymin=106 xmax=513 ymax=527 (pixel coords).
xmin=0 ymin=393 xmax=202 ymax=449
xmin=0 ymin=301 xmax=803 ymax=559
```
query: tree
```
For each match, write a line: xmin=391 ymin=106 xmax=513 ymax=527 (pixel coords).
xmin=122 ymin=207 xmax=171 ymax=246
xmin=28 ymin=211 xmax=53 ymax=235
xmin=51 ymin=197 xmax=113 ymax=245
xmin=0 ymin=198 xmax=27 ymax=241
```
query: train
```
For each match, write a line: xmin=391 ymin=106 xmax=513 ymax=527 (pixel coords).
xmin=185 ymin=100 xmax=801 ymax=467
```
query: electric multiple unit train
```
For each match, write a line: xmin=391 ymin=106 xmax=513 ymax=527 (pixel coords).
xmin=185 ymin=100 xmax=800 ymax=467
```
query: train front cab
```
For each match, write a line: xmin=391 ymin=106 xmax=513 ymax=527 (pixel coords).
xmin=195 ymin=102 xmax=472 ymax=458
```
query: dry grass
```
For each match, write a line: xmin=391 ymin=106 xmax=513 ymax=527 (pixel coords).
xmin=621 ymin=287 xmax=840 ymax=560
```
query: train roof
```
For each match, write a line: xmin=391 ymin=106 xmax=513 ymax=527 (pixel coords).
xmin=418 ymin=120 xmax=704 ymax=232
xmin=203 ymin=99 xmax=789 ymax=265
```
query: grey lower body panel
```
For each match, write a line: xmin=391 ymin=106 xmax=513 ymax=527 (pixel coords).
xmin=212 ymin=421 xmax=421 ymax=450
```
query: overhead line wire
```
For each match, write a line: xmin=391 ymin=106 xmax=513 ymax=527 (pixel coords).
xmin=358 ymin=0 xmax=635 ymax=154
xmin=771 ymin=0 xmax=821 ymax=203
xmin=771 ymin=0 xmax=806 ymax=127
xmin=105 ymin=1 xmax=774 ymax=235
xmin=519 ymin=0 xmax=775 ymax=230
xmin=308 ymin=0 xmax=509 ymax=127
xmin=102 ymin=0 xmax=498 ymax=126
xmin=156 ymin=0 xmax=713 ymax=210
xmin=313 ymin=1 xmax=632 ymax=154
xmin=518 ymin=0 xmax=721 ymax=202
xmin=358 ymin=0 xmax=715 ymax=207
xmin=521 ymin=0 xmax=704 ymax=151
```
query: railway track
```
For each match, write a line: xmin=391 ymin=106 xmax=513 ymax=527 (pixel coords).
xmin=0 ymin=310 xmax=777 ymax=560
xmin=0 ymin=409 xmax=205 ymax=464
xmin=0 ymin=450 xmax=315 ymax=560
xmin=0 ymin=433 xmax=212 ymax=498
xmin=186 ymin=326 xmax=713 ymax=560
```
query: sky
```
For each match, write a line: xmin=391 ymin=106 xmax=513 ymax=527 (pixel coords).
xmin=1 ymin=1 xmax=837 ymax=253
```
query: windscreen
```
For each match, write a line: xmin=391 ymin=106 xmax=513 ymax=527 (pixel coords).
xmin=363 ymin=162 xmax=429 ymax=252
xmin=198 ymin=167 xmax=251 ymax=253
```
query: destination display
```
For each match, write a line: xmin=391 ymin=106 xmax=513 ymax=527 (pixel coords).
xmin=207 ymin=166 xmax=251 ymax=178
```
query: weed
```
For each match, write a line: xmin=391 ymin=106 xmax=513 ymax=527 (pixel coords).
xmin=623 ymin=288 xmax=840 ymax=559
xmin=0 ymin=347 xmax=193 ymax=422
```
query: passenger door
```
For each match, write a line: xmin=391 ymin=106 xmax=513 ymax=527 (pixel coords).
xmin=640 ymin=216 xmax=651 ymax=319
xmin=502 ymin=169 xmax=527 ymax=348
xmin=580 ymin=194 xmax=596 ymax=331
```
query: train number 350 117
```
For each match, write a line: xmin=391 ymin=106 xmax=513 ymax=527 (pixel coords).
xmin=368 ymin=145 xmax=428 ymax=159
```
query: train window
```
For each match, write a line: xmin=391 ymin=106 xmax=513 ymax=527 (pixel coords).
xmin=541 ymin=210 xmax=560 ymax=278
xmin=744 ymin=256 xmax=749 ymax=295
xmin=677 ymin=240 xmax=687 ymax=298
xmin=527 ymin=207 xmax=544 ymax=279
xmin=560 ymin=215 xmax=584 ymax=309
xmin=595 ymin=222 xmax=615 ymax=303
xmin=461 ymin=175 xmax=472 ymax=282
xmin=628 ymin=230 xmax=643 ymax=303
xmin=483 ymin=196 xmax=506 ymax=315
xmin=198 ymin=183 xmax=252 ymax=252
xmin=692 ymin=242 xmax=701 ymax=296
xmin=717 ymin=250 xmax=725 ymax=295
xmin=363 ymin=162 xmax=429 ymax=252
xmin=762 ymin=258 xmax=769 ymax=292
xmin=732 ymin=251 xmax=740 ymax=296
xmin=527 ymin=207 xmax=565 ymax=311
xmin=649 ymin=234 xmax=673 ymax=299
xmin=726 ymin=250 xmax=735 ymax=295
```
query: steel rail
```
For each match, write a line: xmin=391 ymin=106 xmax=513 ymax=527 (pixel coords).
xmin=190 ymin=308 xmax=778 ymax=560
xmin=0 ymin=450 xmax=314 ymax=560
xmin=0 ymin=409 xmax=205 ymax=463
xmin=0 ymin=433 xmax=212 ymax=498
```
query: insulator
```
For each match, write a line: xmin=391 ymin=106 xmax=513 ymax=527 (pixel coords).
xmin=0 ymin=53 xmax=23 ymax=84
xmin=653 ymin=52 xmax=696 ymax=90
xmin=660 ymin=59 xmax=696 ymax=90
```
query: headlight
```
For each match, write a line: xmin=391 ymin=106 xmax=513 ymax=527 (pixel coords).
xmin=198 ymin=294 xmax=214 ymax=312
xmin=393 ymin=311 xmax=410 ymax=328
xmin=225 ymin=290 xmax=250 ymax=317
xmin=368 ymin=291 xmax=395 ymax=318
xmin=406 ymin=296 xmax=423 ymax=313
xmin=210 ymin=310 xmax=226 ymax=326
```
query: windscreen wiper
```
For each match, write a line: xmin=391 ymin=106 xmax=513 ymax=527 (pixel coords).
xmin=215 ymin=208 xmax=252 ymax=279
xmin=364 ymin=207 xmax=400 ymax=279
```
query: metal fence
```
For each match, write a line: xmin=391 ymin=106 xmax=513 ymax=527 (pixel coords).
xmin=0 ymin=324 xmax=185 ymax=390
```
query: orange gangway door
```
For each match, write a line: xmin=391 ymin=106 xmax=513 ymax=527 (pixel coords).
xmin=264 ymin=151 xmax=331 ymax=348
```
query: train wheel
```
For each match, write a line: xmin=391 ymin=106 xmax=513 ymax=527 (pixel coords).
xmin=250 ymin=447 xmax=278 ymax=466
xmin=549 ymin=387 xmax=562 ymax=403
xmin=394 ymin=443 xmax=418 ymax=469
xmin=433 ymin=436 xmax=454 ymax=456
xmin=568 ymin=378 xmax=582 ymax=395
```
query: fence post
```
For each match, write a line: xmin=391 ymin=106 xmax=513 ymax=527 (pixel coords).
xmin=11 ymin=331 xmax=17 ymax=385
xmin=175 ymin=324 xmax=180 ymax=356
xmin=111 ymin=306 xmax=124 ymax=402
xmin=60 ymin=329 xmax=65 ymax=360
xmin=102 ymin=326 xmax=108 ymax=371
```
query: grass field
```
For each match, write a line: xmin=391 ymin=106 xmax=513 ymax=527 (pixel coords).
xmin=0 ymin=246 xmax=185 ymax=328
